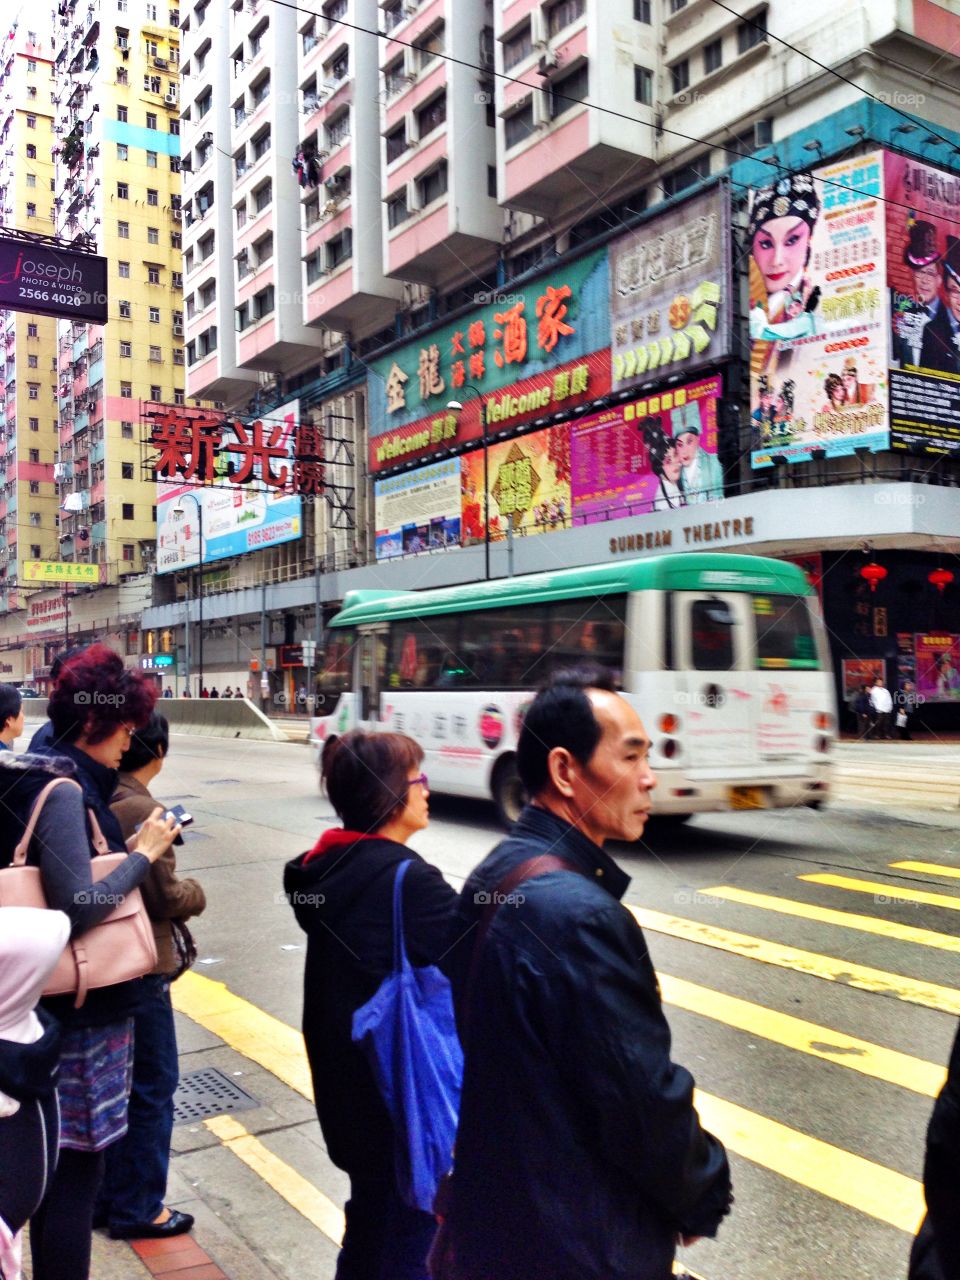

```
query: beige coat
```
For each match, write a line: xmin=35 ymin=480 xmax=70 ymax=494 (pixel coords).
xmin=110 ymin=773 xmax=206 ymax=976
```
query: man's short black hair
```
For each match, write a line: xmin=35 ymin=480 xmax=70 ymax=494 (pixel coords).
xmin=50 ymin=645 xmax=88 ymax=683
xmin=120 ymin=711 xmax=169 ymax=772
xmin=517 ymin=664 xmax=618 ymax=797
xmin=0 ymin=683 xmax=21 ymax=732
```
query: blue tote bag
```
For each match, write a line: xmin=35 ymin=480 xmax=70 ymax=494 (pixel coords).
xmin=352 ymin=860 xmax=463 ymax=1213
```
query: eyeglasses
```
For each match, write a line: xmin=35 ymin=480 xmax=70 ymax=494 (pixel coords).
xmin=405 ymin=773 xmax=429 ymax=791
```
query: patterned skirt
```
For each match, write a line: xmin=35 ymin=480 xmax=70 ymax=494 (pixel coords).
xmin=57 ymin=1019 xmax=134 ymax=1152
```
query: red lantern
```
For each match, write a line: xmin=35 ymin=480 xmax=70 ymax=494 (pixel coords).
xmin=860 ymin=562 xmax=887 ymax=592
xmin=928 ymin=567 xmax=955 ymax=594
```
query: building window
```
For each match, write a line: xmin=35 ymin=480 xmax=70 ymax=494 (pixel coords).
xmin=121 ymin=421 xmax=134 ymax=438
xmin=670 ymin=59 xmax=689 ymax=95
xmin=174 ymin=389 xmax=185 ymax=405
xmin=118 ymin=105 xmax=128 ymax=122
xmin=253 ymin=128 xmax=271 ymax=159
xmin=383 ymin=58 xmax=407 ymax=98
xmin=413 ymin=25 xmax=443 ymax=70
xmin=171 ymin=232 xmax=182 ymax=249
xmin=386 ymin=123 xmax=407 ymax=164
xmin=118 ymin=261 xmax=130 ymax=277
xmin=502 ymin=102 xmax=538 ymax=155
xmin=386 ymin=192 xmax=409 ymax=229
xmin=170 ymin=156 xmax=180 ymax=172
xmin=26 ymin=173 xmax=36 ymax=187
xmin=117 ymin=67 xmax=128 ymax=84
xmin=120 ymin=382 xmax=132 ymax=398
xmin=120 ymin=341 xmax=132 ymax=357
xmin=149 ymin=345 xmax=162 ymax=361
xmin=327 ymin=228 xmax=352 ymax=268
xmin=27 ymin=355 xmax=37 ymax=369
xmin=251 ymin=76 xmax=270 ymax=107
xmin=31 ymin=543 xmax=41 ymax=558
xmin=27 ymin=323 xmax=37 ymax=336
xmin=662 ymin=155 xmax=710 ymax=196
xmin=634 ymin=65 xmax=653 ymax=106
xmin=27 ymin=383 xmax=39 ymax=399
xmin=173 ymin=348 xmax=184 ymax=365
xmin=254 ymin=181 xmax=272 ymax=212
xmin=738 ymin=9 xmax=767 ymax=53
xmin=146 ymin=150 xmax=158 ymax=167
xmin=147 ymin=265 xmax=161 ymax=284
xmin=417 ymin=162 xmax=447 ymax=207
xmin=122 ymin=462 xmax=134 ymax=479
xmin=147 ymin=188 xmax=159 ymax=206
xmin=29 ymin=481 xmax=39 ymax=495
xmin=147 ymin=226 xmax=159 ymax=244
xmin=149 ymin=306 xmax=160 ymax=323
xmin=172 ymin=271 xmax=183 ymax=289
xmin=26 ymin=144 xmax=35 ymax=159
xmin=25 ymin=203 xmax=36 ymax=218
xmin=118 ymin=299 xmax=131 ymax=317
xmin=253 ymin=285 xmax=275 ymax=319
xmin=503 ymin=23 xmax=532 ymax=70
xmin=118 ymin=220 xmax=130 ymax=237
xmin=547 ymin=0 xmax=585 ymax=37
xmin=704 ymin=38 xmax=723 ymax=74
xmin=26 ymin=115 xmax=36 ymax=129
xmin=169 ymin=117 xmax=179 ymax=134
xmin=670 ymin=0 xmax=687 ymax=10
xmin=327 ymin=111 xmax=350 ymax=149
xmin=28 ymin=448 xmax=39 ymax=462
xmin=122 ymin=503 xmax=134 ymax=520
xmin=122 ymin=543 xmax=135 ymax=561
xmin=27 ymin=58 xmax=36 ymax=72
xmin=551 ymin=62 xmax=589 ymax=119
xmin=117 ymin=143 xmax=129 ymax=161
xmin=28 ymin=416 xmax=38 ymax=429
xmin=150 ymin=384 xmax=161 ymax=400
xmin=117 ymin=181 xmax=129 ymax=199
xmin=416 ymin=94 xmax=446 ymax=138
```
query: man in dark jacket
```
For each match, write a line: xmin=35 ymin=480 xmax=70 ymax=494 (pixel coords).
xmin=910 ymin=1025 xmax=960 ymax=1279
xmin=439 ymin=666 xmax=732 ymax=1280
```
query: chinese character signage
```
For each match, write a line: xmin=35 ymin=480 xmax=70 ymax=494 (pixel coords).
xmin=608 ymin=186 xmax=732 ymax=391
xmin=571 ymin=376 xmax=722 ymax=521
xmin=368 ymin=249 xmax=609 ymax=467
xmin=749 ymin=153 xmax=890 ymax=467
xmin=154 ymin=399 xmax=304 ymax=573
xmin=886 ymin=154 xmax=960 ymax=452
xmin=914 ymin=634 xmax=960 ymax=703
xmin=26 ymin=596 xmax=69 ymax=630
xmin=23 ymin=560 xmax=99 ymax=584
xmin=460 ymin=425 xmax=571 ymax=542
xmin=374 ymin=459 xmax=462 ymax=560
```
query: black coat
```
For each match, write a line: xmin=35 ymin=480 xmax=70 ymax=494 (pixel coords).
xmin=440 ymin=805 xmax=732 ymax=1280
xmin=910 ymin=1025 xmax=960 ymax=1279
xmin=283 ymin=833 xmax=457 ymax=1180
xmin=919 ymin=307 xmax=960 ymax=376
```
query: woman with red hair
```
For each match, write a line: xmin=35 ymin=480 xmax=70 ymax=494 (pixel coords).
xmin=0 ymin=644 xmax=180 ymax=1280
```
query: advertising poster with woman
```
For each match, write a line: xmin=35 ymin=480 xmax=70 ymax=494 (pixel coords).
xmin=915 ymin=634 xmax=960 ymax=702
xmin=749 ymin=153 xmax=889 ymax=467
xmin=571 ymin=375 xmax=722 ymax=521
xmin=460 ymin=425 xmax=571 ymax=541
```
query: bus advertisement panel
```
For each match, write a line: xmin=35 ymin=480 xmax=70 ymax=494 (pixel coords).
xmin=460 ymin=424 xmax=571 ymax=541
xmin=571 ymin=374 xmax=722 ymax=521
xmin=374 ymin=459 xmax=462 ymax=560
xmin=886 ymin=153 xmax=960 ymax=451
xmin=748 ymin=153 xmax=889 ymax=467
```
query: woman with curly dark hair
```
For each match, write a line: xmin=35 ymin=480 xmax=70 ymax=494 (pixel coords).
xmin=0 ymin=643 xmax=180 ymax=1280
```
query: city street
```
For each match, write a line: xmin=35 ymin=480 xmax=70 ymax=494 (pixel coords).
xmin=17 ymin=721 xmax=960 ymax=1280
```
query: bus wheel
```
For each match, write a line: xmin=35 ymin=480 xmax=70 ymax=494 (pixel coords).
xmin=493 ymin=757 xmax=526 ymax=829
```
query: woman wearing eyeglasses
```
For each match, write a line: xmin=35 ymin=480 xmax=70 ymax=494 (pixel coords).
xmin=284 ymin=730 xmax=457 ymax=1280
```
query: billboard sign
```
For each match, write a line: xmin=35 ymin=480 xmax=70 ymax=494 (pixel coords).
xmin=571 ymin=375 xmax=722 ymax=522
xmin=886 ymin=153 xmax=960 ymax=451
xmin=0 ymin=234 xmax=107 ymax=323
xmin=22 ymin=559 xmax=99 ymax=584
xmin=155 ymin=399 xmax=304 ymax=573
xmin=460 ymin=425 xmax=571 ymax=542
xmin=608 ymin=185 xmax=732 ymax=391
xmin=374 ymin=458 xmax=462 ymax=560
xmin=748 ymin=153 xmax=889 ymax=467
xmin=914 ymin=633 xmax=960 ymax=703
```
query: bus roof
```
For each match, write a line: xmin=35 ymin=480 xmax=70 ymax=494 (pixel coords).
xmin=331 ymin=553 xmax=813 ymax=627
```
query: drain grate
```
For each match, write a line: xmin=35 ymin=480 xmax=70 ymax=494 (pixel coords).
xmin=173 ymin=1067 xmax=259 ymax=1125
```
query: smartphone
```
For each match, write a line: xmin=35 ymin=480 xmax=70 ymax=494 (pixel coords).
xmin=165 ymin=804 xmax=194 ymax=827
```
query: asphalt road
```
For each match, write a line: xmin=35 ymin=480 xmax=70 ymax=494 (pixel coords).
xmin=19 ymin=723 xmax=960 ymax=1280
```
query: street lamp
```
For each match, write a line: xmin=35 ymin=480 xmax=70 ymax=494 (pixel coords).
xmin=174 ymin=492 xmax=203 ymax=694
xmin=447 ymin=385 xmax=488 ymax=579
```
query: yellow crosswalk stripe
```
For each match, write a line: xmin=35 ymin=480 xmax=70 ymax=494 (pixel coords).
xmin=702 ymin=884 xmax=960 ymax=953
xmin=204 ymin=1115 xmax=345 ymax=1244
xmin=693 ymin=1093 xmax=924 ymax=1235
xmin=891 ymin=860 xmax=960 ymax=880
xmin=659 ymin=974 xmax=946 ymax=1097
xmin=629 ymin=905 xmax=960 ymax=1015
xmin=800 ymin=873 xmax=960 ymax=911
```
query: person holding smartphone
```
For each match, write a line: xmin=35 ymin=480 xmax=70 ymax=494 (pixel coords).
xmin=97 ymin=712 xmax=207 ymax=1240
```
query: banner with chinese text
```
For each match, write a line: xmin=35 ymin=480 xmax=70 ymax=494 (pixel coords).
xmin=571 ymin=375 xmax=722 ymax=522
xmin=374 ymin=459 xmax=462 ymax=560
xmin=748 ymin=152 xmax=889 ymax=467
xmin=460 ymin=425 xmax=571 ymax=542
xmin=155 ymin=399 xmax=304 ymax=572
xmin=608 ymin=185 xmax=732 ymax=391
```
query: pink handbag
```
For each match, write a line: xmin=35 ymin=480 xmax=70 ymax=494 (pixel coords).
xmin=0 ymin=777 xmax=158 ymax=1008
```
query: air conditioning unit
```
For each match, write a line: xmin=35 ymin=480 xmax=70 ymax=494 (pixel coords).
xmin=173 ymin=321 xmax=183 ymax=335
xmin=154 ymin=57 xmax=168 ymax=69
xmin=537 ymin=50 xmax=559 ymax=74
xmin=164 ymin=89 xmax=177 ymax=104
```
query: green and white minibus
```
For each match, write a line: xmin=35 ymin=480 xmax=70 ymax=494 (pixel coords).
xmin=309 ymin=552 xmax=836 ymax=825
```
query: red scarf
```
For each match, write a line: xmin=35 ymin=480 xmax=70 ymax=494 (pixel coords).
xmin=302 ymin=828 xmax=378 ymax=867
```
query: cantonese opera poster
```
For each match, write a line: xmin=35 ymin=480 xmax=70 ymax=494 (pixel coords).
xmin=460 ymin=425 xmax=571 ymax=541
xmin=915 ymin=634 xmax=960 ymax=703
xmin=748 ymin=153 xmax=890 ymax=467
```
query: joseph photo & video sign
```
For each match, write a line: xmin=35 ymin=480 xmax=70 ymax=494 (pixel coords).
xmin=0 ymin=234 xmax=108 ymax=324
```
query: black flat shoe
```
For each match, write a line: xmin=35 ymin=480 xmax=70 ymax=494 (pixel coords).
xmin=109 ymin=1209 xmax=195 ymax=1239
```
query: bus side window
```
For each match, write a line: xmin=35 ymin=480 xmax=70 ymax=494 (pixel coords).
xmin=690 ymin=599 xmax=735 ymax=671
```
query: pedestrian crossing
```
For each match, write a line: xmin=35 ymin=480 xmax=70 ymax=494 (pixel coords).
xmin=169 ymin=848 xmax=960 ymax=1277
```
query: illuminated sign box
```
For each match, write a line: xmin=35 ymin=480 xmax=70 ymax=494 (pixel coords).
xmin=22 ymin=560 xmax=99 ymax=584
xmin=0 ymin=236 xmax=107 ymax=324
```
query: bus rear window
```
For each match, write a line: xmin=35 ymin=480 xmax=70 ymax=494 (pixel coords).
xmin=753 ymin=596 xmax=818 ymax=669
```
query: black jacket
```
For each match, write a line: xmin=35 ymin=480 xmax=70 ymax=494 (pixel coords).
xmin=283 ymin=832 xmax=457 ymax=1180
xmin=919 ymin=306 xmax=960 ymax=376
xmin=440 ymin=805 xmax=732 ymax=1280
xmin=910 ymin=1024 xmax=960 ymax=1279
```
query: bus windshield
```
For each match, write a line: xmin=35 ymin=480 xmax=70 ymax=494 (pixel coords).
xmin=753 ymin=595 xmax=819 ymax=669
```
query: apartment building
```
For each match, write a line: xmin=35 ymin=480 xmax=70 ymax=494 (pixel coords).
xmin=52 ymin=0 xmax=183 ymax=583
xmin=0 ymin=18 xmax=60 ymax=614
